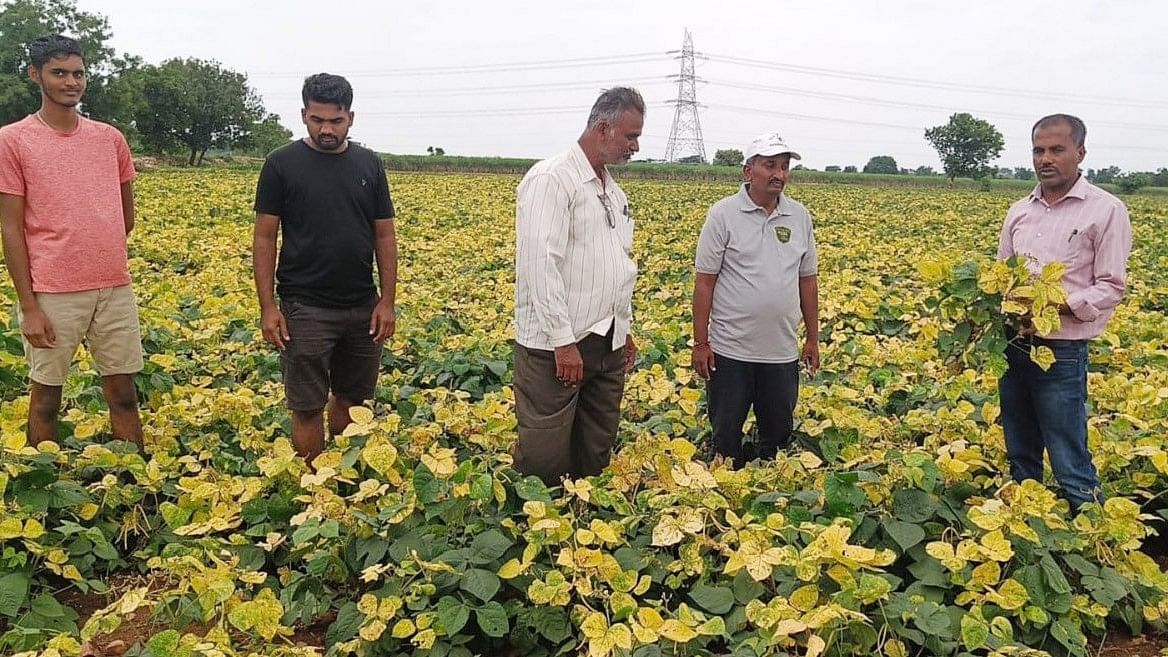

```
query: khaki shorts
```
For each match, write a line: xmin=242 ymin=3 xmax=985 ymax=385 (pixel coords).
xmin=19 ymin=285 xmax=144 ymax=386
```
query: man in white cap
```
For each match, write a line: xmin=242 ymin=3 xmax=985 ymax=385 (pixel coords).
xmin=691 ymin=132 xmax=819 ymax=466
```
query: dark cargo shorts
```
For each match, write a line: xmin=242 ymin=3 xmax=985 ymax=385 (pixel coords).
xmin=279 ymin=298 xmax=382 ymax=411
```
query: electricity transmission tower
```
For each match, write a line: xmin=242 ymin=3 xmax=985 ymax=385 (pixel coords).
xmin=664 ymin=29 xmax=707 ymax=163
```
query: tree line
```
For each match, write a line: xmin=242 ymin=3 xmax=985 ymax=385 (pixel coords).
xmin=710 ymin=112 xmax=1163 ymax=193
xmin=0 ymin=0 xmax=291 ymax=165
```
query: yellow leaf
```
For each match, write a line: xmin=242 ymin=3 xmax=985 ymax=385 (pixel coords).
xmin=806 ymin=634 xmax=827 ymax=657
xmin=580 ymin=612 xmax=608 ymax=639
xmin=349 ymin=406 xmax=375 ymax=425
xmin=658 ymin=620 xmax=698 ymax=643
xmin=391 ymin=618 xmax=416 ymax=638
xmin=790 ymin=584 xmax=820 ymax=612
xmin=1029 ymin=345 xmax=1056 ymax=371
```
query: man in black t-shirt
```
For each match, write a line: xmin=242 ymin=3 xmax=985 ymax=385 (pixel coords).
xmin=252 ymin=73 xmax=397 ymax=464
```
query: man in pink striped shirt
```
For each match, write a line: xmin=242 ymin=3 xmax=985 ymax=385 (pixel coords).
xmin=996 ymin=113 xmax=1132 ymax=511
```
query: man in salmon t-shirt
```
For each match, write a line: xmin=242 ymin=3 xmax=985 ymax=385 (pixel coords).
xmin=0 ymin=35 xmax=143 ymax=448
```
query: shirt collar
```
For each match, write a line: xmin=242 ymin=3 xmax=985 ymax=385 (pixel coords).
xmin=568 ymin=142 xmax=606 ymax=187
xmin=737 ymin=183 xmax=791 ymax=216
xmin=1029 ymin=174 xmax=1090 ymax=204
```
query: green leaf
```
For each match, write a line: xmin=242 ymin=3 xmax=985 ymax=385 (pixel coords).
xmin=892 ymin=489 xmax=937 ymax=523
xmin=461 ymin=569 xmax=501 ymax=603
xmin=1040 ymin=555 xmax=1072 ymax=595
xmin=470 ymin=530 xmax=513 ymax=565
xmin=883 ymin=518 xmax=927 ymax=551
xmin=327 ymin=602 xmax=363 ymax=645
xmin=414 ymin=465 xmax=443 ymax=504
xmin=824 ymin=472 xmax=866 ymax=516
xmin=437 ymin=596 xmax=470 ymax=635
xmin=913 ymin=601 xmax=952 ymax=637
xmin=1050 ymin=617 xmax=1087 ymax=656
xmin=476 ymin=601 xmax=509 ymax=638
xmin=688 ymin=585 xmax=735 ymax=615
xmin=513 ymin=476 xmax=552 ymax=502
xmin=531 ymin=607 xmax=571 ymax=643
xmin=960 ymin=613 xmax=989 ymax=650
xmin=146 ymin=629 xmax=181 ymax=657
xmin=0 ymin=571 xmax=30 ymax=617
xmin=1061 ymin=554 xmax=1099 ymax=577
xmin=469 ymin=474 xmax=493 ymax=501
xmin=732 ymin=569 xmax=765 ymax=603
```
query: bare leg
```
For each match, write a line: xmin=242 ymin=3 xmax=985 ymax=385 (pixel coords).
xmin=101 ymin=374 xmax=143 ymax=449
xmin=292 ymin=408 xmax=326 ymax=465
xmin=28 ymin=382 xmax=63 ymax=446
xmin=327 ymin=395 xmax=358 ymax=437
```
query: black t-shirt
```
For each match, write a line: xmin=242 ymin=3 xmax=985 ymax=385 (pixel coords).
xmin=254 ymin=140 xmax=395 ymax=308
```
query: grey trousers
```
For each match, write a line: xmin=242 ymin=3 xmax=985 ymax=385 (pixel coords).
xmin=512 ymin=332 xmax=625 ymax=485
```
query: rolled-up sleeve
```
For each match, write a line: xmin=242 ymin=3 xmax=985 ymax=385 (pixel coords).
xmin=517 ymin=173 xmax=575 ymax=347
xmin=1067 ymin=202 xmax=1132 ymax=322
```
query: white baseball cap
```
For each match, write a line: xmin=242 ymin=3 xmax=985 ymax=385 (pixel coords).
xmin=743 ymin=132 xmax=802 ymax=163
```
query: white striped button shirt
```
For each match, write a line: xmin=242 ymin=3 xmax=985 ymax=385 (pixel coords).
xmin=515 ymin=143 xmax=637 ymax=352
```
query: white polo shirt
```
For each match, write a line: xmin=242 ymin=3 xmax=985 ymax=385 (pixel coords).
xmin=695 ymin=184 xmax=817 ymax=363
xmin=514 ymin=143 xmax=637 ymax=351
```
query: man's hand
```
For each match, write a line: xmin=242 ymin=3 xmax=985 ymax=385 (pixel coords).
xmin=692 ymin=343 xmax=716 ymax=380
xmin=261 ymin=305 xmax=290 ymax=350
xmin=554 ymin=343 xmax=583 ymax=387
xmin=369 ymin=298 xmax=396 ymax=343
xmin=20 ymin=305 xmax=56 ymax=348
xmin=800 ymin=340 xmax=820 ymax=377
xmin=623 ymin=334 xmax=637 ymax=374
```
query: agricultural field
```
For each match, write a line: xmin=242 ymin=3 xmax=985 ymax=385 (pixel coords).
xmin=0 ymin=169 xmax=1167 ymax=657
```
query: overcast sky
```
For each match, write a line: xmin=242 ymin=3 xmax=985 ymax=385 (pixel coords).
xmin=79 ymin=0 xmax=1166 ymax=171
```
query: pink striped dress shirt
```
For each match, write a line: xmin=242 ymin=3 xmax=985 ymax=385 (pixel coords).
xmin=997 ymin=175 xmax=1132 ymax=340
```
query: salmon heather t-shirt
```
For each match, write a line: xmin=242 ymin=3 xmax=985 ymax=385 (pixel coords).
xmin=0 ymin=115 xmax=136 ymax=292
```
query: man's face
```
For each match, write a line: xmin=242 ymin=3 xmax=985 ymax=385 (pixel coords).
xmin=598 ymin=110 xmax=643 ymax=165
xmin=744 ymin=154 xmax=792 ymax=196
xmin=302 ymin=101 xmax=353 ymax=151
xmin=1032 ymin=121 xmax=1084 ymax=192
xmin=29 ymin=55 xmax=87 ymax=108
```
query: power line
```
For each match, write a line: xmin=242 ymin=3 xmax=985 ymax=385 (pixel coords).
xmin=703 ymin=79 xmax=1168 ymax=132
xmin=260 ymin=76 xmax=669 ymax=99
xmin=703 ymin=54 xmax=1168 ymax=110
xmin=248 ymin=52 xmax=670 ymax=79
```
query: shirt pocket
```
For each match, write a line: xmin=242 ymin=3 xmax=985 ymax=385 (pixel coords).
xmin=1059 ymin=224 xmax=1089 ymax=269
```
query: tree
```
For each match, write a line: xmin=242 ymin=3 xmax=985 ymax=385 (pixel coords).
xmin=914 ymin=165 xmax=935 ymax=176
xmin=134 ymin=58 xmax=263 ymax=165
xmin=1152 ymin=168 xmax=1168 ymax=187
xmin=924 ymin=113 xmax=1005 ymax=181
xmin=1013 ymin=167 xmax=1034 ymax=181
xmin=862 ymin=155 xmax=898 ymax=174
xmin=676 ymin=154 xmax=704 ymax=165
xmin=712 ymin=148 xmax=743 ymax=166
xmin=824 ymin=165 xmax=841 ymax=173
xmin=1115 ymin=172 xmax=1149 ymax=194
xmin=843 ymin=165 xmax=858 ymax=173
xmin=0 ymin=0 xmax=139 ymax=129
xmin=1087 ymin=165 xmax=1121 ymax=184
xmin=426 ymin=146 xmax=446 ymax=156
xmin=242 ymin=113 xmax=292 ymax=156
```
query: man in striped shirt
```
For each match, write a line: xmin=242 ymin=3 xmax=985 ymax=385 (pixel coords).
xmin=997 ymin=114 xmax=1132 ymax=511
xmin=511 ymin=87 xmax=643 ymax=485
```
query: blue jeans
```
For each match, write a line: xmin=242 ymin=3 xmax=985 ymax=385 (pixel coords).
xmin=998 ymin=335 xmax=1100 ymax=510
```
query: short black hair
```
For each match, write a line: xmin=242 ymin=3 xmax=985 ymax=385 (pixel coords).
xmin=302 ymin=73 xmax=353 ymax=110
xmin=29 ymin=35 xmax=84 ymax=69
xmin=1033 ymin=114 xmax=1086 ymax=148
